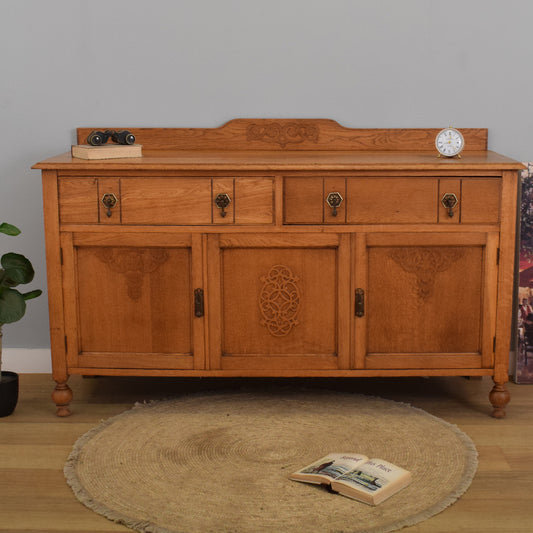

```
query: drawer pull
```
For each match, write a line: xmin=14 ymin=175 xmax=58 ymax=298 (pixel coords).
xmin=194 ymin=288 xmax=204 ymax=317
xmin=214 ymin=193 xmax=231 ymax=218
xmin=101 ymin=193 xmax=118 ymax=218
xmin=326 ymin=192 xmax=343 ymax=217
xmin=355 ymin=288 xmax=365 ymax=317
xmin=441 ymin=193 xmax=458 ymax=218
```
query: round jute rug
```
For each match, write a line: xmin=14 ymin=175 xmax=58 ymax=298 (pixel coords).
xmin=64 ymin=390 xmax=478 ymax=533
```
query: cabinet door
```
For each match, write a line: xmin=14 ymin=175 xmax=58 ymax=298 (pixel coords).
xmin=207 ymin=233 xmax=351 ymax=371
xmin=354 ymin=232 xmax=498 ymax=370
xmin=61 ymin=233 xmax=205 ymax=370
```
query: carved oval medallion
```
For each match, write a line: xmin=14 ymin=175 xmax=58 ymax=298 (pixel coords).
xmin=259 ymin=265 xmax=300 ymax=336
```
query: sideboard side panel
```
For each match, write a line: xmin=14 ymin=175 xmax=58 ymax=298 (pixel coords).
xmin=41 ymin=170 xmax=68 ymax=383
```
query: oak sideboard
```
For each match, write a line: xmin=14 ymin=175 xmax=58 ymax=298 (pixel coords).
xmin=33 ymin=119 xmax=523 ymax=417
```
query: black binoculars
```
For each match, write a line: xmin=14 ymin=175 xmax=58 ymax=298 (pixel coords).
xmin=87 ymin=129 xmax=136 ymax=146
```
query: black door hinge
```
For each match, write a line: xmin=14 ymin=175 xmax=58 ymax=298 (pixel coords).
xmin=194 ymin=288 xmax=204 ymax=317
xmin=355 ymin=288 xmax=365 ymax=317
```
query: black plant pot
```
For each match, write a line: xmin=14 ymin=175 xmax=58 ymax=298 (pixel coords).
xmin=0 ymin=371 xmax=19 ymax=417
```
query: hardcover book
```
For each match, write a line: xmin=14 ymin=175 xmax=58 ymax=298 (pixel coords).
xmin=290 ymin=453 xmax=412 ymax=506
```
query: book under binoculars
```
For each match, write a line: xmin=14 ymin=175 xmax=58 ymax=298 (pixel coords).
xmin=290 ymin=453 xmax=412 ymax=506
xmin=71 ymin=144 xmax=142 ymax=160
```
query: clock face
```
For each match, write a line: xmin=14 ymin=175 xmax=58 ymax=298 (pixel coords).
xmin=435 ymin=128 xmax=464 ymax=157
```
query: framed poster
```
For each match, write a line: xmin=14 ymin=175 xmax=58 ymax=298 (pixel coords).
xmin=515 ymin=162 xmax=533 ymax=383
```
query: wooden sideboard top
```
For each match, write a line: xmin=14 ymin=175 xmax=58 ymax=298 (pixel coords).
xmin=33 ymin=119 xmax=524 ymax=171
xmin=33 ymin=148 xmax=523 ymax=172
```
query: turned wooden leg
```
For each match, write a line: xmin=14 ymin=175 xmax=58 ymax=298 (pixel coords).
xmin=52 ymin=381 xmax=73 ymax=417
xmin=489 ymin=382 xmax=510 ymax=419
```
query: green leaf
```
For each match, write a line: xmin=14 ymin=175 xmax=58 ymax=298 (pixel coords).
xmin=0 ymin=287 xmax=26 ymax=324
xmin=22 ymin=289 xmax=42 ymax=301
xmin=0 ymin=223 xmax=21 ymax=236
xmin=1 ymin=253 xmax=35 ymax=286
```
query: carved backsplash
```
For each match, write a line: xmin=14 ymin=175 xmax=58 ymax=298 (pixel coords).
xmin=76 ymin=120 xmax=488 ymax=151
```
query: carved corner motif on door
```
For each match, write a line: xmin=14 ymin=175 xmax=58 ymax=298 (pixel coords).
xmin=388 ymin=248 xmax=465 ymax=301
xmin=259 ymin=265 xmax=301 ymax=336
xmin=247 ymin=122 xmax=319 ymax=148
xmin=96 ymin=248 xmax=170 ymax=301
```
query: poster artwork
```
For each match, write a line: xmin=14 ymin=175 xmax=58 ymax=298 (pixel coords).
xmin=517 ymin=162 xmax=533 ymax=383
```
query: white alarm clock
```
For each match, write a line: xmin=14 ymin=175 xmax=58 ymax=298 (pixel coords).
xmin=435 ymin=127 xmax=464 ymax=158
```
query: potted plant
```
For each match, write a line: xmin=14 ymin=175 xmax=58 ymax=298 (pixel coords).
xmin=0 ymin=222 xmax=42 ymax=417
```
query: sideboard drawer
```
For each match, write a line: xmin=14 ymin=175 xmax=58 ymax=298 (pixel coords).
xmin=284 ymin=176 xmax=501 ymax=225
xmin=59 ymin=177 xmax=275 ymax=226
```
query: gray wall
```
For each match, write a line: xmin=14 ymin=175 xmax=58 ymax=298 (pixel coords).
xmin=1 ymin=0 xmax=532 ymax=350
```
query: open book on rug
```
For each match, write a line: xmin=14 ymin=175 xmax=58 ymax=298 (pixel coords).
xmin=290 ymin=453 xmax=412 ymax=506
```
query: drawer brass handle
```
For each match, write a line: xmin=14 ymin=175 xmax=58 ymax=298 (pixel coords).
xmin=355 ymin=288 xmax=365 ymax=317
xmin=214 ymin=193 xmax=231 ymax=218
xmin=441 ymin=193 xmax=458 ymax=218
xmin=326 ymin=192 xmax=343 ymax=216
xmin=101 ymin=193 xmax=118 ymax=218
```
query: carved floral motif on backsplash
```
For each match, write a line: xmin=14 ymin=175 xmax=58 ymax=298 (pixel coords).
xmin=246 ymin=122 xmax=319 ymax=148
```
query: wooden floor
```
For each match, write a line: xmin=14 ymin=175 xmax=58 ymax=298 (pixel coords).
xmin=1 ymin=374 xmax=533 ymax=532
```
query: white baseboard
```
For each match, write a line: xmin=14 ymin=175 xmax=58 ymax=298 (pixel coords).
xmin=1 ymin=348 xmax=52 ymax=373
